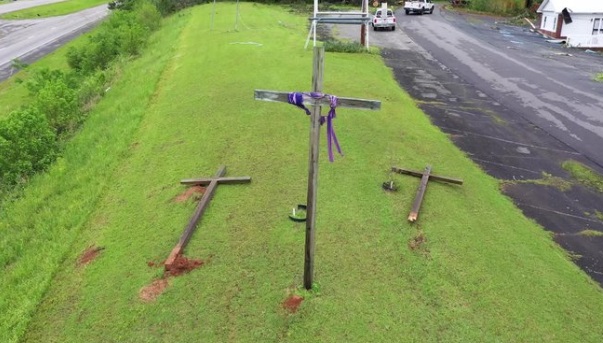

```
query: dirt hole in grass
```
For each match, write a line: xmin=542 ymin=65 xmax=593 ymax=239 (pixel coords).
xmin=140 ymin=254 xmax=207 ymax=302
xmin=165 ymin=254 xmax=205 ymax=277
xmin=409 ymin=232 xmax=426 ymax=251
xmin=77 ymin=246 xmax=104 ymax=267
xmin=282 ymin=295 xmax=304 ymax=313
xmin=174 ymin=186 xmax=205 ymax=203
xmin=139 ymin=278 xmax=169 ymax=302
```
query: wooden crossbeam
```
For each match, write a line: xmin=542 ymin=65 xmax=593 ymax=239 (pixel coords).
xmin=254 ymin=90 xmax=381 ymax=111
xmin=408 ymin=166 xmax=431 ymax=222
xmin=164 ymin=166 xmax=251 ymax=270
xmin=392 ymin=167 xmax=463 ymax=185
xmin=180 ymin=176 xmax=252 ymax=186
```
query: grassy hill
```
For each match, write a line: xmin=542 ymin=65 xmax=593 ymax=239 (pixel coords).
xmin=2 ymin=2 xmax=603 ymax=342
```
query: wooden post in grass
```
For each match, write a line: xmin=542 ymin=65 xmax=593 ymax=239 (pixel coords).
xmin=254 ymin=47 xmax=381 ymax=289
xmin=164 ymin=166 xmax=251 ymax=270
xmin=391 ymin=166 xmax=463 ymax=222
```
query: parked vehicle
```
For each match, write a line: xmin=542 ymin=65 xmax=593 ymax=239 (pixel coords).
xmin=404 ymin=0 xmax=435 ymax=15
xmin=372 ymin=8 xmax=396 ymax=31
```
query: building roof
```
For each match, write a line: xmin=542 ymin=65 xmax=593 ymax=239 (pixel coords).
xmin=538 ymin=0 xmax=603 ymax=14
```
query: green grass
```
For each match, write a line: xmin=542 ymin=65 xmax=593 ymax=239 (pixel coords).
xmin=594 ymin=73 xmax=603 ymax=83
xmin=578 ymin=229 xmax=603 ymax=237
xmin=0 ymin=0 xmax=107 ymax=19
xmin=0 ymin=9 xmax=188 ymax=343
xmin=501 ymin=172 xmax=573 ymax=192
xmin=562 ymin=160 xmax=603 ymax=193
xmin=0 ymin=37 xmax=89 ymax=119
xmin=2 ymin=3 xmax=603 ymax=343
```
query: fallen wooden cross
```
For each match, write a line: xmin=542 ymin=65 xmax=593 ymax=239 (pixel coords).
xmin=392 ymin=166 xmax=463 ymax=222
xmin=164 ymin=165 xmax=251 ymax=271
xmin=254 ymin=46 xmax=381 ymax=289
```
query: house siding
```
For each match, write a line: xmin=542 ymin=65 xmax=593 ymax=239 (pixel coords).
xmin=565 ymin=13 xmax=603 ymax=47
xmin=539 ymin=12 xmax=563 ymax=38
xmin=561 ymin=13 xmax=597 ymax=37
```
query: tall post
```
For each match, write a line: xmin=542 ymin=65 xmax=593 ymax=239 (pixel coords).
xmin=361 ymin=0 xmax=367 ymax=47
xmin=304 ymin=47 xmax=324 ymax=290
xmin=210 ymin=0 xmax=216 ymax=30
xmin=313 ymin=0 xmax=318 ymax=46
xmin=235 ymin=0 xmax=240 ymax=31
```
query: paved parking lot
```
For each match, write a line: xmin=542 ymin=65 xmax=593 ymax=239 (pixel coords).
xmin=334 ymin=6 xmax=603 ymax=284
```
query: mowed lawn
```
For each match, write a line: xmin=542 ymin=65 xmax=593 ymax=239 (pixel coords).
xmin=3 ymin=3 xmax=603 ymax=342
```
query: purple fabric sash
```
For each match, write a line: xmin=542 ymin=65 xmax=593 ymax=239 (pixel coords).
xmin=288 ymin=92 xmax=343 ymax=162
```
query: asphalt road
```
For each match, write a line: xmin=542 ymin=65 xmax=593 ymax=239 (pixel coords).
xmin=0 ymin=4 xmax=108 ymax=80
xmin=333 ymin=7 xmax=603 ymax=284
xmin=0 ymin=0 xmax=65 ymax=15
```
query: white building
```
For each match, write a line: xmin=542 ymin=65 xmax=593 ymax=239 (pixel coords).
xmin=537 ymin=0 xmax=603 ymax=48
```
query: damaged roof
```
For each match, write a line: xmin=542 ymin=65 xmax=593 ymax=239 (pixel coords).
xmin=538 ymin=0 xmax=603 ymax=14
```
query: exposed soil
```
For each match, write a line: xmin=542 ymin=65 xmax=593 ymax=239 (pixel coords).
xmin=77 ymin=246 xmax=104 ymax=267
xmin=139 ymin=278 xmax=169 ymax=302
xmin=140 ymin=254 xmax=206 ymax=301
xmin=165 ymin=254 xmax=205 ymax=277
xmin=408 ymin=231 xmax=426 ymax=251
xmin=174 ymin=185 xmax=205 ymax=203
xmin=282 ymin=295 xmax=304 ymax=313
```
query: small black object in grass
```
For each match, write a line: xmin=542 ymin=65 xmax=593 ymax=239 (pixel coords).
xmin=289 ymin=204 xmax=307 ymax=222
xmin=382 ymin=181 xmax=398 ymax=191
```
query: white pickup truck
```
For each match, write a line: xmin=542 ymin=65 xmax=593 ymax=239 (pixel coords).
xmin=404 ymin=0 xmax=435 ymax=15
xmin=372 ymin=8 xmax=396 ymax=31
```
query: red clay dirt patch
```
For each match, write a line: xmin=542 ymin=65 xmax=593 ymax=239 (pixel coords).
xmin=139 ymin=278 xmax=169 ymax=302
xmin=141 ymin=254 xmax=206 ymax=301
xmin=77 ymin=246 xmax=104 ymax=267
xmin=174 ymin=185 xmax=205 ymax=203
xmin=165 ymin=254 xmax=204 ymax=277
xmin=282 ymin=295 xmax=304 ymax=313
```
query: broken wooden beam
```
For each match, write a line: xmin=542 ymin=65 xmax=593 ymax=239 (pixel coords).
xmin=408 ymin=165 xmax=432 ymax=222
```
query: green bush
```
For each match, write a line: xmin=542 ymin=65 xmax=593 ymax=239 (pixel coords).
xmin=0 ymin=108 xmax=57 ymax=188
xmin=26 ymin=69 xmax=80 ymax=135
xmin=136 ymin=0 xmax=162 ymax=31
xmin=1 ymin=0 xmax=163 ymax=195
xmin=153 ymin=0 xmax=208 ymax=16
xmin=78 ymin=70 xmax=109 ymax=109
xmin=469 ymin=0 xmax=525 ymax=13
xmin=67 ymin=4 xmax=158 ymax=74
xmin=324 ymin=39 xmax=371 ymax=54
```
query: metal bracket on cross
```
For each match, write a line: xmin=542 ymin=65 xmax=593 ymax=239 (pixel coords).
xmin=254 ymin=46 xmax=381 ymax=289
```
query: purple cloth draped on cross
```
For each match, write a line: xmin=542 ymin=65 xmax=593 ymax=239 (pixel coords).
xmin=288 ymin=92 xmax=343 ymax=162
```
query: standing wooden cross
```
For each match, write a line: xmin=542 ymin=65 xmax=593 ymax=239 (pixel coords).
xmin=254 ymin=47 xmax=381 ymax=289
xmin=164 ymin=165 xmax=251 ymax=270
